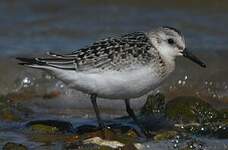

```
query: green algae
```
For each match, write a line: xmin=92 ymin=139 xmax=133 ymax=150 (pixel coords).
xmin=3 ymin=142 xmax=28 ymax=150
xmin=26 ymin=120 xmax=73 ymax=133
xmin=153 ymin=130 xmax=178 ymax=141
xmin=165 ymin=96 xmax=220 ymax=123
xmin=30 ymin=124 xmax=59 ymax=134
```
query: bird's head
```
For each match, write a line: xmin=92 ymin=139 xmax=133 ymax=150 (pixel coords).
xmin=148 ymin=26 xmax=206 ymax=68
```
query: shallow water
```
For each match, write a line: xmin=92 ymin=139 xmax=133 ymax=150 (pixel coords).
xmin=0 ymin=0 xmax=228 ymax=149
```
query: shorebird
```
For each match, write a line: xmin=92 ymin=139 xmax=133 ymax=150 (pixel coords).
xmin=17 ymin=26 xmax=206 ymax=137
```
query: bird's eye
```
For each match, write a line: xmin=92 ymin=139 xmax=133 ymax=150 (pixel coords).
xmin=168 ymin=38 xmax=175 ymax=45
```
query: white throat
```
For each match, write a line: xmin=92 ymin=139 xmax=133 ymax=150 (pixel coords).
xmin=157 ymin=45 xmax=176 ymax=74
xmin=148 ymin=35 xmax=176 ymax=74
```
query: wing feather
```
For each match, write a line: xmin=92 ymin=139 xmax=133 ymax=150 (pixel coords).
xmin=17 ymin=32 xmax=157 ymax=72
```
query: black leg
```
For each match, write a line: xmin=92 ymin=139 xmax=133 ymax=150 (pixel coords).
xmin=125 ymin=99 xmax=148 ymax=138
xmin=90 ymin=94 xmax=105 ymax=128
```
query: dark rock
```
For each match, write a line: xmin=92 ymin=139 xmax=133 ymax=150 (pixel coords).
xmin=108 ymin=123 xmax=139 ymax=135
xmin=3 ymin=142 xmax=28 ymax=150
xmin=176 ymin=123 xmax=214 ymax=137
xmin=181 ymin=139 xmax=205 ymax=150
xmin=141 ymin=115 xmax=173 ymax=132
xmin=64 ymin=140 xmax=84 ymax=150
xmin=141 ymin=93 xmax=165 ymax=115
xmin=122 ymin=143 xmax=138 ymax=150
xmin=76 ymin=125 xmax=99 ymax=135
xmin=76 ymin=124 xmax=139 ymax=138
xmin=214 ymin=125 xmax=228 ymax=139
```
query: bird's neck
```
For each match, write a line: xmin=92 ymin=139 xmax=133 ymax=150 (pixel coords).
xmin=147 ymin=32 xmax=176 ymax=75
xmin=156 ymin=47 xmax=176 ymax=75
xmin=161 ymin=53 xmax=175 ymax=75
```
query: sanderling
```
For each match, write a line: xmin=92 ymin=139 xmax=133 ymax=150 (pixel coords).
xmin=16 ymin=26 xmax=206 ymax=137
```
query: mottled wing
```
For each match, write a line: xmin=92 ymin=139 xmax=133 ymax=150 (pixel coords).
xmin=20 ymin=32 xmax=158 ymax=72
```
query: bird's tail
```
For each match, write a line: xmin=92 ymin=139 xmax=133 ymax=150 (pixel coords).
xmin=16 ymin=57 xmax=47 ymax=66
xmin=16 ymin=57 xmax=53 ymax=70
xmin=16 ymin=52 xmax=78 ymax=70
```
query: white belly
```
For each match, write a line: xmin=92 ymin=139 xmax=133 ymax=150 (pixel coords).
xmin=54 ymin=66 xmax=166 ymax=99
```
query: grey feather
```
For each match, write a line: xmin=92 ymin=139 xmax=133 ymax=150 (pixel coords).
xmin=19 ymin=32 xmax=161 ymax=72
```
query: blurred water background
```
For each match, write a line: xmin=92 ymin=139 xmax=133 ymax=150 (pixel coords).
xmin=1 ymin=0 xmax=228 ymax=106
xmin=0 ymin=0 xmax=228 ymax=149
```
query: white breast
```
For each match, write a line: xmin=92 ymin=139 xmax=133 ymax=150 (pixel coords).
xmin=52 ymin=65 xmax=168 ymax=99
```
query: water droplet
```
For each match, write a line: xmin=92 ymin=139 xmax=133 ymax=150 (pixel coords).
xmin=175 ymin=139 xmax=179 ymax=144
xmin=60 ymin=84 xmax=64 ymax=88
xmin=173 ymin=144 xmax=178 ymax=148
xmin=21 ymin=76 xmax=33 ymax=88
xmin=23 ymin=77 xmax=30 ymax=84
xmin=184 ymin=75 xmax=188 ymax=80
xmin=178 ymin=80 xmax=182 ymax=85
xmin=45 ymin=74 xmax=52 ymax=80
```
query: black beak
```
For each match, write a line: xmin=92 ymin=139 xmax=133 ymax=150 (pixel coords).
xmin=182 ymin=49 xmax=206 ymax=68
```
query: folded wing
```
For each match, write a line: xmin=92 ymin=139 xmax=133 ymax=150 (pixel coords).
xmin=17 ymin=32 xmax=156 ymax=72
